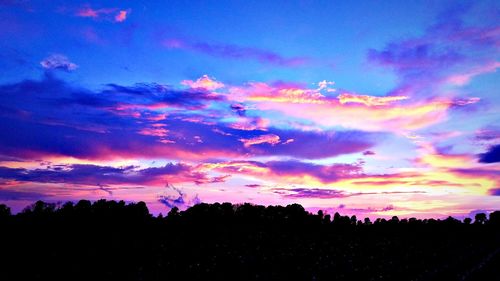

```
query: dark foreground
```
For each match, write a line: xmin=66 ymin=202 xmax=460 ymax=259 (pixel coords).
xmin=1 ymin=200 xmax=499 ymax=281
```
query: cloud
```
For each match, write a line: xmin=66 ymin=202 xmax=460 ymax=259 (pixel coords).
xmin=476 ymin=128 xmax=500 ymax=142
xmin=337 ymin=93 xmax=408 ymax=106
xmin=163 ymin=39 xmax=309 ymax=67
xmin=445 ymin=61 xmax=500 ymax=86
xmin=367 ymin=5 xmax=500 ymax=101
xmin=40 ymin=54 xmax=78 ymax=72
xmin=230 ymin=103 xmax=247 ymax=116
xmin=181 ymin=75 xmax=224 ymax=90
xmin=205 ymin=159 xmax=364 ymax=184
xmin=273 ymin=188 xmax=425 ymax=199
xmin=0 ymin=163 xmax=223 ymax=187
xmin=367 ymin=42 xmax=463 ymax=74
xmin=0 ymin=76 xmax=377 ymax=161
xmin=158 ymin=186 xmax=201 ymax=210
xmin=114 ymin=10 xmax=129 ymax=22
xmin=239 ymin=134 xmax=281 ymax=147
xmin=229 ymin=81 xmax=459 ymax=132
xmin=75 ymin=6 xmax=131 ymax=23
xmin=0 ymin=189 xmax=50 ymax=201
xmin=232 ymin=81 xmax=327 ymax=104
xmin=478 ymin=145 xmax=500 ymax=163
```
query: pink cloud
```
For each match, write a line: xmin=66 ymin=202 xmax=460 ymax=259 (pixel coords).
xmin=446 ymin=61 xmax=500 ymax=86
xmin=231 ymin=82 xmax=327 ymax=104
xmin=229 ymin=117 xmax=269 ymax=131
xmin=114 ymin=10 xmax=129 ymax=22
xmin=239 ymin=134 xmax=281 ymax=147
xmin=0 ymin=162 xmax=226 ymax=188
xmin=229 ymin=82 xmax=458 ymax=132
xmin=338 ymin=92 xmax=408 ymax=106
xmin=163 ymin=39 xmax=309 ymax=67
xmin=203 ymin=160 xmax=364 ymax=185
xmin=75 ymin=6 xmax=130 ymax=23
xmin=138 ymin=127 xmax=169 ymax=137
xmin=181 ymin=75 xmax=224 ymax=90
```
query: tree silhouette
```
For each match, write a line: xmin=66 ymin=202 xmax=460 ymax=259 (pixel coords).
xmin=489 ymin=211 xmax=500 ymax=225
xmin=0 ymin=200 xmax=498 ymax=281
xmin=0 ymin=204 xmax=10 ymax=218
xmin=474 ymin=213 xmax=487 ymax=224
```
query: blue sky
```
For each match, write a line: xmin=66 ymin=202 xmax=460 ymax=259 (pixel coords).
xmin=0 ymin=0 xmax=499 ymax=217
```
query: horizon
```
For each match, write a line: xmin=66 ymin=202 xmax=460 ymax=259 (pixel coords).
xmin=1 ymin=0 xmax=499 ymax=219
xmin=1 ymin=199 xmax=498 ymax=221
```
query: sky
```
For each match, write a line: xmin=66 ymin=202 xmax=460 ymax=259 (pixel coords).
xmin=1 ymin=0 xmax=499 ymax=218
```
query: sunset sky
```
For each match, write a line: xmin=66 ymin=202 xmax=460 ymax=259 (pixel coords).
xmin=1 ymin=0 xmax=499 ymax=218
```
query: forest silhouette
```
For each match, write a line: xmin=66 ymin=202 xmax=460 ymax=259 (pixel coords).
xmin=0 ymin=200 xmax=499 ymax=281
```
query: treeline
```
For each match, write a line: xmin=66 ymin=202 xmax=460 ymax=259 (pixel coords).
xmin=0 ymin=200 xmax=499 ymax=281
xmin=1 ymin=200 xmax=499 ymax=225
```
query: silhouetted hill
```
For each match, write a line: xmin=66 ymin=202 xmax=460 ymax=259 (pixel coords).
xmin=0 ymin=200 xmax=499 ymax=281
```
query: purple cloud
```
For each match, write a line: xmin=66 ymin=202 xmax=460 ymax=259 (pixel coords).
xmin=0 ymin=76 xmax=378 ymax=161
xmin=158 ymin=186 xmax=201 ymax=210
xmin=164 ymin=39 xmax=309 ymax=67
xmin=0 ymin=189 xmax=51 ymax=201
xmin=265 ymin=160 xmax=363 ymax=183
xmin=489 ymin=188 xmax=500 ymax=196
xmin=476 ymin=128 xmax=500 ymax=141
xmin=367 ymin=5 xmax=500 ymax=99
xmin=0 ymin=163 xmax=221 ymax=187
xmin=478 ymin=145 xmax=500 ymax=163
xmin=40 ymin=54 xmax=78 ymax=72
xmin=273 ymin=188 xmax=425 ymax=199
xmin=214 ymin=160 xmax=364 ymax=184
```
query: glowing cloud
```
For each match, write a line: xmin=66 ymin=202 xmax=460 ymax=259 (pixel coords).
xmin=114 ymin=10 xmax=129 ymax=22
xmin=75 ymin=6 xmax=130 ymax=22
xmin=239 ymin=134 xmax=281 ymax=147
xmin=181 ymin=75 xmax=224 ymax=90
xmin=337 ymin=93 xmax=408 ymax=106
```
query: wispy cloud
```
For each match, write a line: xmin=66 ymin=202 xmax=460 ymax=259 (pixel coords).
xmin=75 ymin=6 xmax=130 ymax=23
xmin=163 ymin=39 xmax=309 ymax=67
xmin=0 ymin=163 xmax=224 ymax=187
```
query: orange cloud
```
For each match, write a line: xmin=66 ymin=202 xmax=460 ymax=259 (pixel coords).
xmin=337 ymin=92 xmax=408 ymax=106
xmin=256 ymin=97 xmax=451 ymax=132
xmin=226 ymin=82 xmax=475 ymax=132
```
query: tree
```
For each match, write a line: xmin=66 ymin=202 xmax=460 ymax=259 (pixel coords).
xmin=474 ymin=213 xmax=487 ymax=224
xmin=22 ymin=200 xmax=56 ymax=215
xmin=0 ymin=204 xmax=11 ymax=218
xmin=489 ymin=211 xmax=500 ymax=225
xmin=168 ymin=206 xmax=180 ymax=218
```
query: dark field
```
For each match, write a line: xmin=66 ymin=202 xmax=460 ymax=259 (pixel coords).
xmin=1 ymin=200 xmax=499 ymax=281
